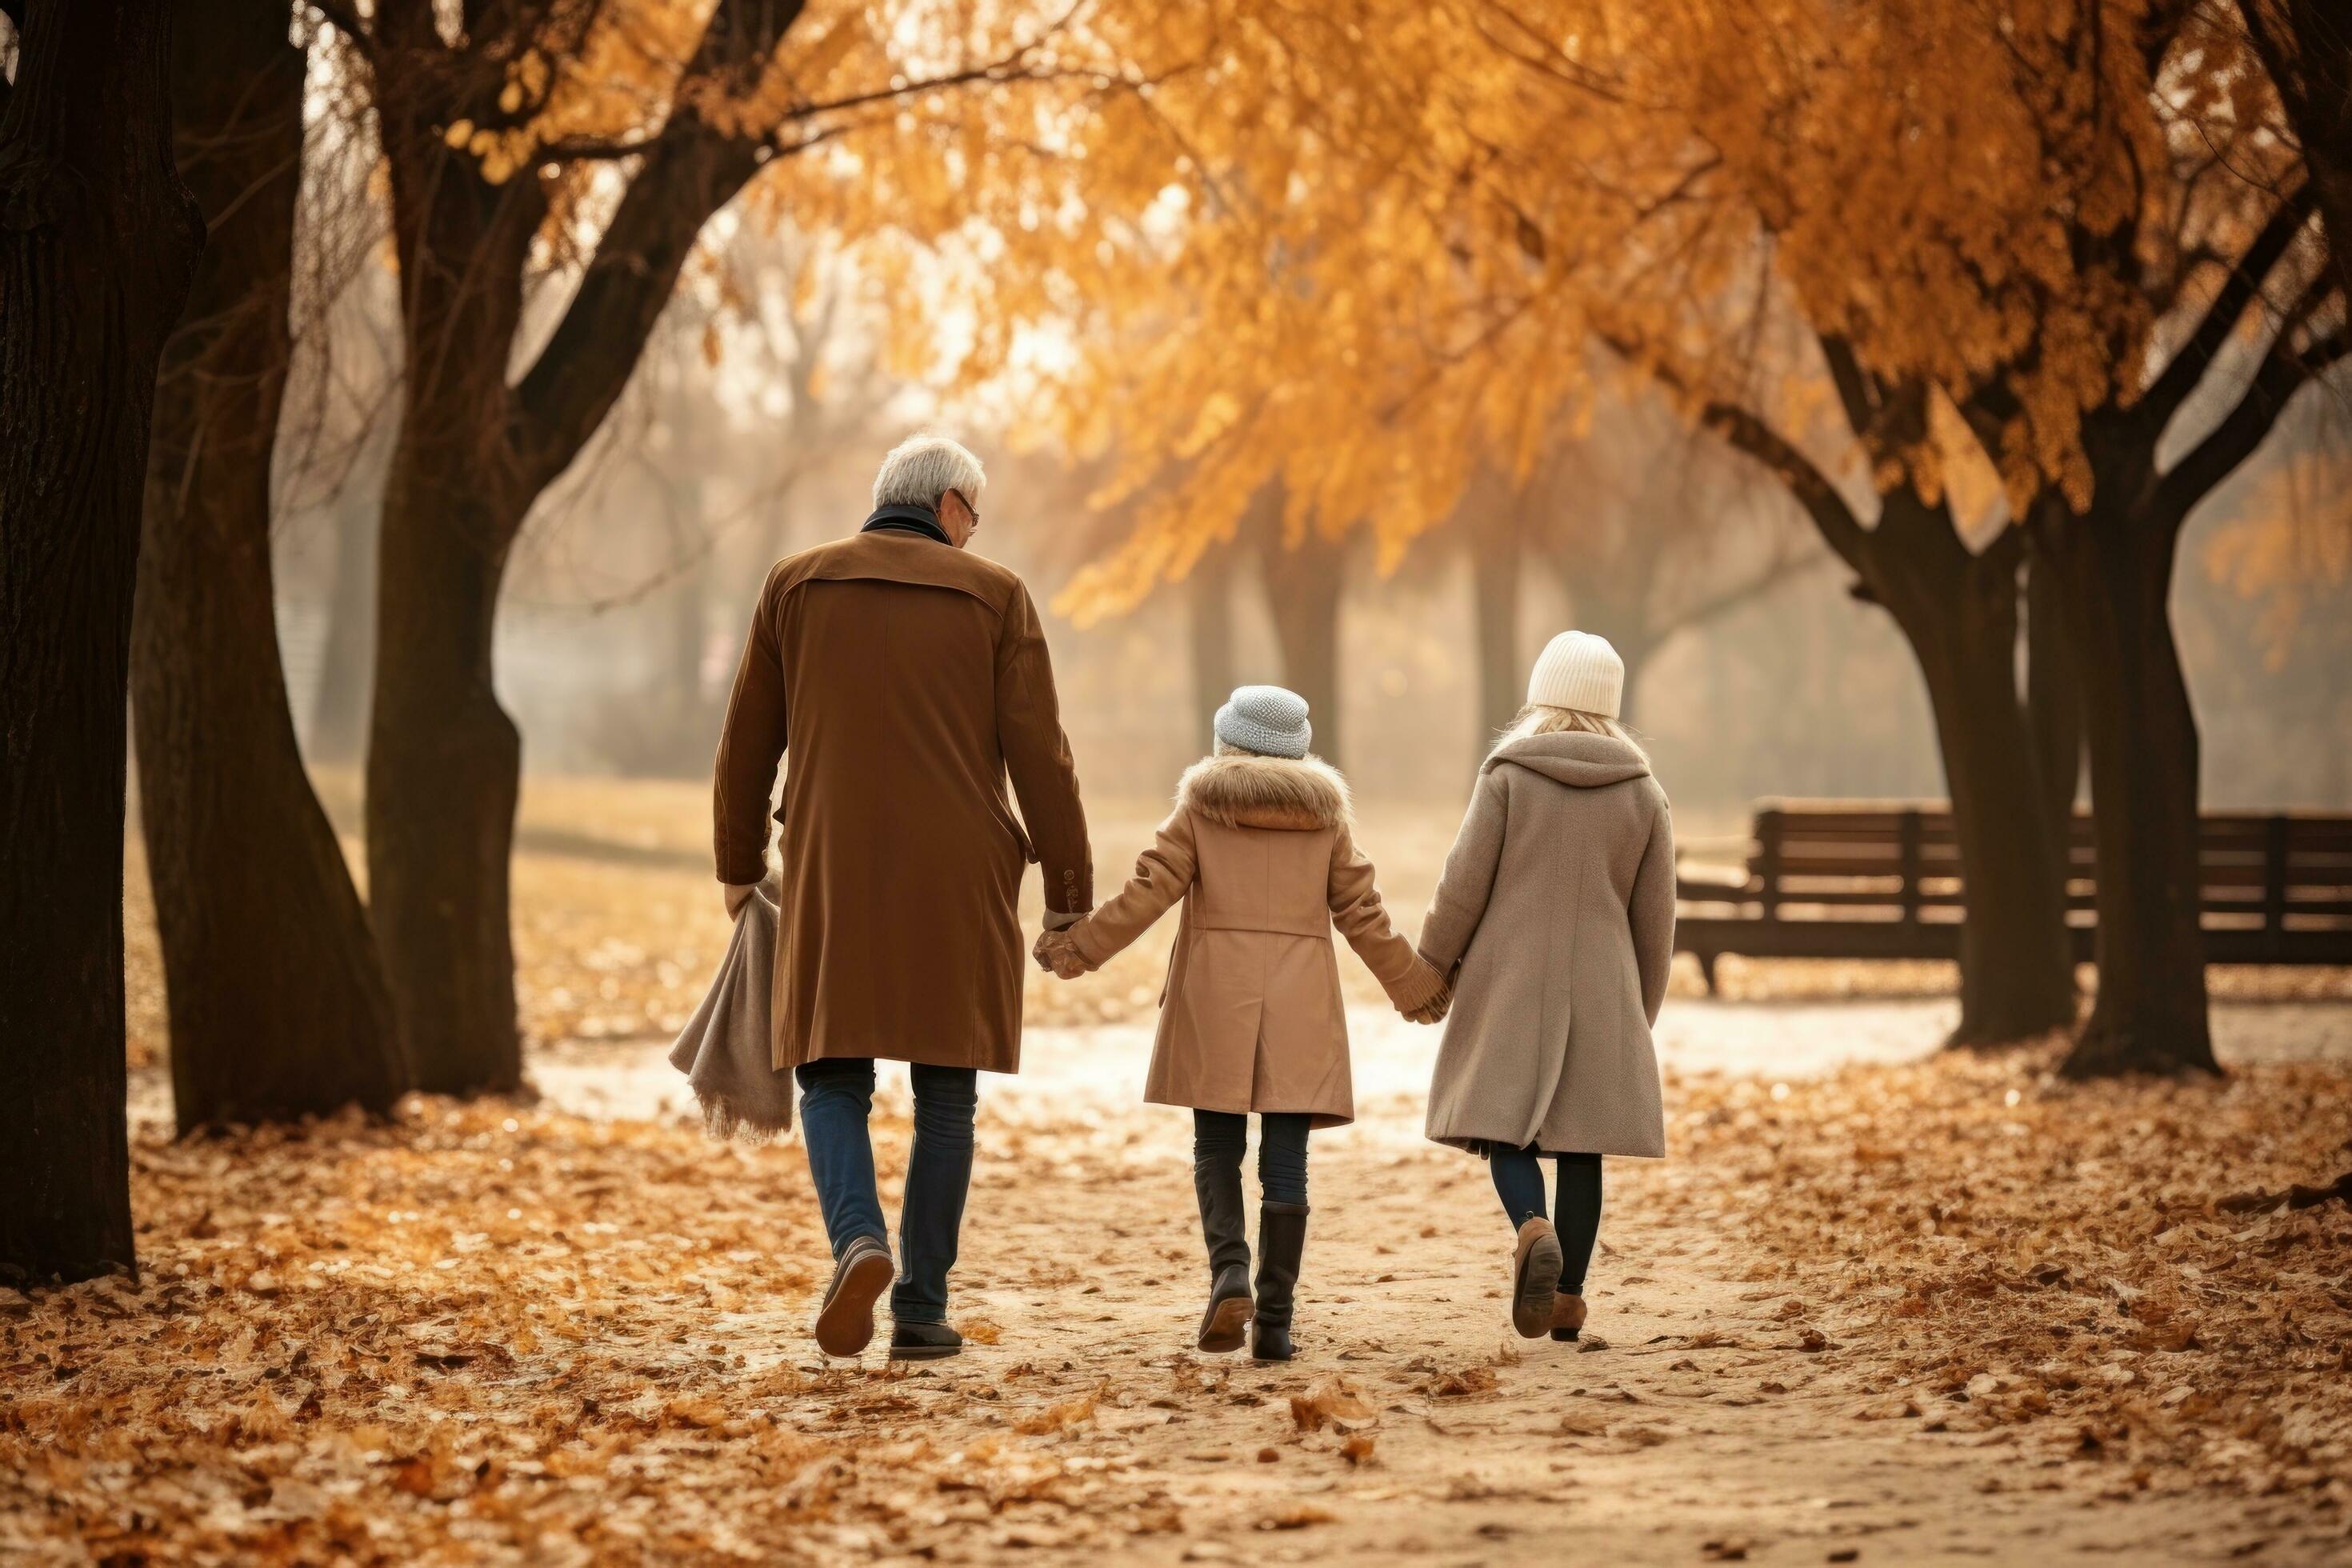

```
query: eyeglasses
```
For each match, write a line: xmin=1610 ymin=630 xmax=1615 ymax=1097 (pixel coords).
xmin=949 ymin=489 xmax=980 ymax=528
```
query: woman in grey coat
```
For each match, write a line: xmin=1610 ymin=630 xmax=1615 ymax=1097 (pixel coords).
xmin=1418 ymin=631 xmax=1675 ymax=1343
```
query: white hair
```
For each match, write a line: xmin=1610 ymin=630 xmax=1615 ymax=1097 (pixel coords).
xmin=872 ymin=434 xmax=986 ymax=511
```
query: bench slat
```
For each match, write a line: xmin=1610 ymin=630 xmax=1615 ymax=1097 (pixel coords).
xmin=1678 ymin=802 xmax=2352 ymax=978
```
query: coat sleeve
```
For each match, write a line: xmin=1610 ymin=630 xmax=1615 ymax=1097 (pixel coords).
xmin=1416 ymin=770 xmax=1509 ymax=976
xmin=713 ymin=570 xmax=789 ymax=886
xmin=1328 ymin=824 xmax=1450 ymax=1010
xmin=1064 ymin=809 xmax=1198 ymax=969
xmin=1629 ymin=791 xmax=1678 ymax=1026
xmin=996 ymin=578 xmax=1093 ymax=918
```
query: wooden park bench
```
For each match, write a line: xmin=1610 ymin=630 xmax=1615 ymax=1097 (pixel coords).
xmin=1673 ymin=802 xmax=2352 ymax=992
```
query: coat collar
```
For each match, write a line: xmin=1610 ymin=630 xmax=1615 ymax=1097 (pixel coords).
xmin=1484 ymin=730 xmax=1650 ymax=788
xmin=861 ymin=503 xmax=952 ymax=546
xmin=1177 ymin=753 xmax=1353 ymax=831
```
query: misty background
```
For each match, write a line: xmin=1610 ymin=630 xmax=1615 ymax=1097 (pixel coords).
xmin=261 ymin=234 xmax=2352 ymax=834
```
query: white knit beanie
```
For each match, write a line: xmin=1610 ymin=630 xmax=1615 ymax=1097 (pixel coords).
xmin=1214 ymin=684 xmax=1312 ymax=759
xmin=1526 ymin=630 xmax=1625 ymax=718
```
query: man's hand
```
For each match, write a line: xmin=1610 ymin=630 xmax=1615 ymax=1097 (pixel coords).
xmin=723 ymin=882 xmax=760 ymax=918
xmin=1033 ymin=929 xmax=1089 ymax=980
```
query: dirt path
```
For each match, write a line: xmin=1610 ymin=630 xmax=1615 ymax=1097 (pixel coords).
xmin=679 ymin=1064 xmax=2340 ymax=1565
xmin=23 ymin=1021 xmax=2348 ymax=1564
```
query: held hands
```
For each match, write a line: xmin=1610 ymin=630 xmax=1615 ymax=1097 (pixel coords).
xmin=1399 ymin=955 xmax=1454 ymax=1025
xmin=1032 ymin=928 xmax=1090 ymax=980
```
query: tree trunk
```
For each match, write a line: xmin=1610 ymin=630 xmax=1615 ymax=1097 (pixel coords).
xmin=1262 ymin=530 xmax=1346 ymax=768
xmin=664 ymin=475 xmax=718 ymax=755
xmin=365 ymin=90 xmax=540 ymax=1095
xmin=2023 ymin=529 xmax=2082 ymax=849
xmin=358 ymin=15 xmax=772 ymax=1089
xmin=2033 ymin=504 xmax=2218 ymax=1078
xmin=1187 ymin=546 xmax=1237 ymax=720
xmin=309 ymin=473 xmax=380 ymax=764
xmin=1612 ymin=630 xmax=1656 ymax=730
xmin=367 ymin=456 xmax=526 ymax=1094
xmin=1850 ymin=493 xmax=2075 ymax=1049
xmin=131 ymin=0 xmax=405 ymax=1133
xmin=0 ymin=0 xmax=202 ymax=1285
xmin=1470 ymin=525 xmax=1521 ymax=758
xmin=1900 ymin=547 xmax=2078 ymax=1046
xmin=1703 ymin=381 xmax=2074 ymax=1047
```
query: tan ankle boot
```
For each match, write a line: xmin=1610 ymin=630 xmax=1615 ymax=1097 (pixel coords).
xmin=1510 ymin=1218 xmax=1563 ymax=1338
xmin=1550 ymin=1292 xmax=1587 ymax=1342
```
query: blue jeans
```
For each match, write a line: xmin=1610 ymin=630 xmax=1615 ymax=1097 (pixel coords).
xmin=794 ymin=1058 xmax=977 ymax=1325
xmin=1193 ymin=1110 xmax=1311 ymax=1206
xmin=1490 ymin=1145 xmax=1603 ymax=1294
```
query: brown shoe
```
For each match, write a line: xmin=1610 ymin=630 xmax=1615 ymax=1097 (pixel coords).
xmin=1510 ymin=1218 xmax=1563 ymax=1338
xmin=1550 ymin=1292 xmax=1588 ymax=1342
xmin=814 ymin=1235 xmax=894 ymax=1357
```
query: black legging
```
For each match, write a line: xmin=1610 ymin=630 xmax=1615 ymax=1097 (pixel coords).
xmin=1193 ymin=1110 xmax=1310 ymax=1206
xmin=1490 ymin=1145 xmax=1602 ymax=1294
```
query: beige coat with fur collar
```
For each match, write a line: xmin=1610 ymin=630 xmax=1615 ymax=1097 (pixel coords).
xmin=1061 ymin=754 xmax=1446 ymax=1128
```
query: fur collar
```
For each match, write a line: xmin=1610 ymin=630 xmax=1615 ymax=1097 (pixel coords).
xmin=1177 ymin=753 xmax=1353 ymax=832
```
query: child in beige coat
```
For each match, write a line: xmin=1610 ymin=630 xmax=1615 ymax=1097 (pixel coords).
xmin=1038 ymin=686 xmax=1448 ymax=1360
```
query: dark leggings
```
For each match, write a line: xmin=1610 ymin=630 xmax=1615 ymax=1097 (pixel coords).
xmin=1490 ymin=1146 xmax=1602 ymax=1294
xmin=1193 ymin=1110 xmax=1311 ymax=1206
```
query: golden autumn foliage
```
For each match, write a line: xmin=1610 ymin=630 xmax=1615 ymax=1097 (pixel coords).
xmin=913 ymin=0 xmax=2329 ymax=617
xmin=382 ymin=2 xmax=2330 ymax=622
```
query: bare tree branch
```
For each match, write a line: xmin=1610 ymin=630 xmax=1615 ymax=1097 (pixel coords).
xmin=1698 ymin=398 xmax=1873 ymax=574
xmin=2138 ymin=181 xmax=2318 ymax=434
xmin=510 ymin=3 xmax=1070 ymax=494
xmin=1594 ymin=322 xmax=1874 ymax=573
xmin=1814 ymin=331 xmax=1888 ymax=446
xmin=1658 ymin=541 xmax=1827 ymax=637
xmin=2153 ymin=324 xmax=2350 ymax=523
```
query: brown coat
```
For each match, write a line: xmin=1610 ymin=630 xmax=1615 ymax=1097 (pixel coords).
xmin=1061 ymin=754 xmax=1446 ymax=1128
xmin=713 ymin=530 xmax=1090 ymax=1074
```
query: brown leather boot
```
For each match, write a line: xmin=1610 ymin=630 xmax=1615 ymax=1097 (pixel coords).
xmin=1250 ymin=1202 xmax=1308 ymax=1362
xmin=1194 ymin=1154 xmax=1253 ymax=1353
xmin=1510 ymin=1218 xmax=1564 ymax=1338
xmin=1550 ymin=1292 xmax=1588 ymax=1342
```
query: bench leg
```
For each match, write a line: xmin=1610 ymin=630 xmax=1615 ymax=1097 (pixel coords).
xmin=1698 ymin=952 xmax=1719 ymax=996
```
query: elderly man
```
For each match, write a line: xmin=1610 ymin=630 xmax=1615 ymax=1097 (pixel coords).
xmin=714 ymin=434 xmax=1090 ymax=1360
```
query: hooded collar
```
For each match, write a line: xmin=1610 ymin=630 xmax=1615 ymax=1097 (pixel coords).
xmin=1177 ymin=753 xmax=1353 ymax=831
xmin=861 ymin=503 xmax=952 ymax=546
xmin=1482 ymin=730 xmax=1650 ymax=789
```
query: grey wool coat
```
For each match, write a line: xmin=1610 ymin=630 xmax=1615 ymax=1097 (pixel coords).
xmin=1418 ymin=732 xmax=1675 ymax=1158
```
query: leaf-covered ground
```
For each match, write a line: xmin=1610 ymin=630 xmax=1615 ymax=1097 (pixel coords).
xmin=58 ymin=776 xmax=2348 ymax=1562
xmin=7 ymin=1039 xmax=2348 ymax=1563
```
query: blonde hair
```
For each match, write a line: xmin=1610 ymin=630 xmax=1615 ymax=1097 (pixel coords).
xmin=1490 ymin=702 xmax=1647 ymax=762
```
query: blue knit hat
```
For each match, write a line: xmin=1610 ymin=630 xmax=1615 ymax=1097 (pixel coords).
xmin=1214 ymin=684 xmax=1312 ymax=759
